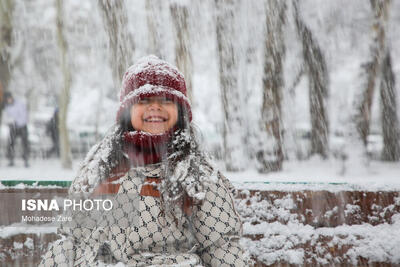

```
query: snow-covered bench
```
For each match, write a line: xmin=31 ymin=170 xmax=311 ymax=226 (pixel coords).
xmin=235 ymin=186 xmax=400 ymax=266
xmin=1 ymin=182 xmax=400 ymax=266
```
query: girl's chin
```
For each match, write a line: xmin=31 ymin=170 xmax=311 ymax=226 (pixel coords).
xmin=142 ymin=127 xmax=170 ymax=134
xmin=136 ymin=121 xmax=176 ymax=134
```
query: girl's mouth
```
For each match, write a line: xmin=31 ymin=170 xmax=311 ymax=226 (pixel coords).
xmin=144 ymin=116 xmax=167 ymax=122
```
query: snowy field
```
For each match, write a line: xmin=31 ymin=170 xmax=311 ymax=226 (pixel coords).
xmin=1 ymin=157 xmax=399 ymax=192
xmin=229 ymin=157 xmax=400 ymax=192
xmin=1 ymin=157 xmax=400 ymax=265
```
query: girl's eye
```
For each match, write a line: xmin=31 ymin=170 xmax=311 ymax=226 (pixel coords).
xmin=162 ymin=99 xmax=174 ymax=104
xmin=138 ymin=99 xmax=149 ymax=104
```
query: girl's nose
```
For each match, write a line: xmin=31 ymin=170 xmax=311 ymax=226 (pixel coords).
xmin=148 ymin=100 xmax=162 ymax=110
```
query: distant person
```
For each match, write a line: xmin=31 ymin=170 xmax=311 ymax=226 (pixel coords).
xmin=46 ymin=108 xmax=59 ymax=157
xmin=3 ymin=92 xmax=30 ymax=167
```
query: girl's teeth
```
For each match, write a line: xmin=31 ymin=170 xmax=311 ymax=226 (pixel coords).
xmin=146 ymin=118 xmax=164 ymax=122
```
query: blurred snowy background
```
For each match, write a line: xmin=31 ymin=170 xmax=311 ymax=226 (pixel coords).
xmin=0 ymin=0 xmax=399 ymax=184
xmin=1 ymin=1 xmax=400 ymax=265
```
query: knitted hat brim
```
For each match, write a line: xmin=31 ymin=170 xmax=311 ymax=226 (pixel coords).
xmin=116 ymin=84 xmax=192 ymax=122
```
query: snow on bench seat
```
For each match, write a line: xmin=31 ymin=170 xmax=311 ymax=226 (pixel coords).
xmin=235 ymin=189 xmax=400 ymax=266
xmin=1 ymin=184 xmax=400 ymax=266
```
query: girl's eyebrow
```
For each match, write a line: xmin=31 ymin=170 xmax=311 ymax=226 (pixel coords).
xmin=145 ymin=97 xmax=169 ymax=101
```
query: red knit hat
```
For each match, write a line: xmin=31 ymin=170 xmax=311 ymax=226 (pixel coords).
xmin=116 ymin=55 xmax=192 ymax=122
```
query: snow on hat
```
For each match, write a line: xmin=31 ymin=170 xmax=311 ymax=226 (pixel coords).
xmin=116 ymin=55 xmax=192 ymax=122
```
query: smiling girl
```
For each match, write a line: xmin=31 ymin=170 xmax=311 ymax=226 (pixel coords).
xmin=131 ymin=96 xmax=178 ymax=134
xmin=40 ymin=56 xmax=249 ymax=266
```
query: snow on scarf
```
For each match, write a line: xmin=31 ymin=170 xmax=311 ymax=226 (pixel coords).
xmin=69 ymin=124 xmax=124 ymax=195
xmin=68 ymin=124 xmax=215 ymax=206
xmin=160 ymin=129 xmax=216 ymax=207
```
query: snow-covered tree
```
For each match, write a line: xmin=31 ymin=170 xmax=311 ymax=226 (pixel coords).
xmin=170 ymin=2 xmax=193 ymax=103
xmin=146 ymin=0 xmax=166 ymax=59
xmin=56 ymin=0 xmax=72 ymax=169
xmin=380 ymin=51 xmax=400 ymax=161
xmin=0 ymin=0 xmax=14 ymax=126
xmin=354 ymin=0 xmax=391 ymax=148
xmin=352 ymin=0 xmax=399 ymax=162
xmin=98 ymin=0 xmax=133 ymax=97
xmin=293 ymin=0 xmax=329 ymax=158
xmin=258 ymin=0 xmax=286 ymax=172
xmin=215 ymin=0 xmax=247 ymax=171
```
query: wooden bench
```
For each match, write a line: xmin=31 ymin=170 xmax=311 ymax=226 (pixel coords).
xmin=235 ymin=189 xmax=400 ymax=266
xmin=1 ymin=182 xmax=399 ymax=266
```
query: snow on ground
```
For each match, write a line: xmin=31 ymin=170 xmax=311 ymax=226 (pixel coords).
xmin=0 ymin=156 xmax=399 ymax=191
xmin=0 ymin=222 xmax=57 ymax=239
xmin=226 ymin=157 xmax=400 ymax=192
xmin=0 ymin=158 xmax=77 ymax=181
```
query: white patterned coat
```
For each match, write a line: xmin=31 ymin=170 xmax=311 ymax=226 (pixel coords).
xmin=39 ymin=163 xmax=248 ymax=266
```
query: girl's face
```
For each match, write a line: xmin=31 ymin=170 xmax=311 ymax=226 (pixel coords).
xmin=130 ymin=96 xmax=178 ymax=134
